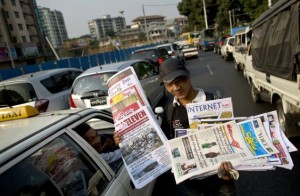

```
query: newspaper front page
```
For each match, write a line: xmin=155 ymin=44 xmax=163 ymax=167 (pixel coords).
xmin=107 ymin=67 xmax=171 ymax=189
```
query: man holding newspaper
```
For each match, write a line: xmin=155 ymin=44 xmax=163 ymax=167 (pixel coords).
xmin=113 ymin=58 xmax=296 ymax=195
xmin=114 ymin=58 xmax=237 ymax=195
xmin=158 ymin=58 xmax=237 ymax=196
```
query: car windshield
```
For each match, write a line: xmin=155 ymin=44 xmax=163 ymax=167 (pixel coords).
xmin=0 ymin=83 xmax=37 ymax=107
xmin=131 ymin=50 xmax=159 ymax=59
xmin=72 ymin=72 xmax=115 ymax=95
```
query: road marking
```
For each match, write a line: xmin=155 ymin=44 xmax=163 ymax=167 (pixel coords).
xmin=206 ymin=64 xmax=214 ymax=76
xmin=216 ymin=90 xmax=222 ymax=98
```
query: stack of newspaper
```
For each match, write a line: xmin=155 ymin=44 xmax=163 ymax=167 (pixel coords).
xmin=107 ymin=67 xmax=171 ymax=189
xmin=169 ymin=97 xmax=297 ymax=184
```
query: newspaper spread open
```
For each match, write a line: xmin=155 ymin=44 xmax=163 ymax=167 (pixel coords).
xmin=107 ymin=67 xmax=171 ymax=189
xmin=167 ymin=121 xmax=255 ymax=184
xmin=167 ymin=110 xmax=297 ymax=183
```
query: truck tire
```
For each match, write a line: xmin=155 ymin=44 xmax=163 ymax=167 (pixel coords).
xmin=277 ymin=99 xmax=287 ymax=134
xmin=251 ymin=83 xmax=260 ymax=103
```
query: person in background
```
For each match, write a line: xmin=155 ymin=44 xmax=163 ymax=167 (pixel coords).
xmin=75 ymin=123 xmax=122 ymax=171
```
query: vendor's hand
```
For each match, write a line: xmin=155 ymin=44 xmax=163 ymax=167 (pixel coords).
xmin=113 ymin=131 xmax=121 ymax=145
xmin=218 ymin=161 xmax=236 ymax=180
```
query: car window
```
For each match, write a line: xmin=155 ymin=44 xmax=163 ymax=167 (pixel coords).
xmin=72 ymin=72 xmax=115 ymax=95
xmin=40 ymin=70 xmax=82 ymax=94
xmin=133 ymin=61 xmax=156 ymax=80
xmin=0 ymin=83 xmax=37 ymax=106
xmin=173 ymin=44 xmax=180 ymax=50
xmin=157 ymin=48 xmax=169 ymax=59
xmin=133 ymin=50 xmax=159 ymax=59
xmin=0 ymin=134 xmax=109 ymax=196
xmin=75 ymin=117 xmax=123 ymax=174
xmin=160 ymin=46 xmax=171 ymax=52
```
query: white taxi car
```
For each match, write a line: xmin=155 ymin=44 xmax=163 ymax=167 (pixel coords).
xmin=0 ymin=106 xmax=155 ymax=196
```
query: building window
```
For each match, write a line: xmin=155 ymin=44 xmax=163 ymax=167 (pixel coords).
xmin=11 ymin=0 xmax=16 ymax=6
xmin=8 ymin=24 xmax=13 ymax=31
xmin=18 ymin=23 xmax=23 ymax=30
xmin=22 ymin=36 xmax=26 ymax=42
xmin=4 ymin=11 xmax=9 ymax=18
xmin=14 ymin=11 xmax=19 ymax=18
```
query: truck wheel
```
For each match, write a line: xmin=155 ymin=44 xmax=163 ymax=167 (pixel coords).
xmin=251 ymin=83 xmax=260 ymax=103
xmin=277 ymin=99 xmax=287 ymax=134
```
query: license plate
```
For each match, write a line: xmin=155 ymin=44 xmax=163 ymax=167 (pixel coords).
xmin=90 ymin=97 xmax=107 ymax=106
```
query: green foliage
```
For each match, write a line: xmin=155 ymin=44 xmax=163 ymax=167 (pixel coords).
xmin=177 ymin=0 xmax=270 ymax=33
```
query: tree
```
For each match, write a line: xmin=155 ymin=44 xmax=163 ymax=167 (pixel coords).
xmin=177 ymin=0 xmax=269 ymax=34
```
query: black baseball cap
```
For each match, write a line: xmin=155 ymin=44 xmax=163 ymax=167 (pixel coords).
xmin=159 ymin=58 xmax=189 ymax=83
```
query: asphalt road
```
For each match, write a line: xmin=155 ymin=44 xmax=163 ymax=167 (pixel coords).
xmin=152 ymin=51 xmax=300 ymax=196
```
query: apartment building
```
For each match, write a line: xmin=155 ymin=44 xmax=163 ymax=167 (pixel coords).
xmin=88 ymin=15 xmax=126 ymax=40
xmin=38 ymin=6 xmax=68 ymax=49
xmin=0 ymin=0 xmax=46 ymax=67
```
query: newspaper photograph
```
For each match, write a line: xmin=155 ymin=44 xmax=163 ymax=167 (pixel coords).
xmin=115 ymin=102 xmax=171 ymax=188
xmin=186 ymin=97 xmax=234 ymax=129
xmin=167 ymin=121 xmax=254 ymax=184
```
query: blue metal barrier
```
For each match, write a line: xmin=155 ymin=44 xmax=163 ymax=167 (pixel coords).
xmin=57 ymin=59 xmax=69 ymax=68
xmin=41 ymin=62 xmax=55 ymax=70
xmin=22 ymin=64 xmax=40 ymax=74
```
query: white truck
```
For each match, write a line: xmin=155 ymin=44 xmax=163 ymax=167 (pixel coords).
xmin=233 ymin=26 xmax=251 ymax=76
xmin=244 ymin=0 xmax=300 ymax=137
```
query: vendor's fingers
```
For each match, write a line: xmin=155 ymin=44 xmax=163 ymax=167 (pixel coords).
xmin=222 ymin=161 xmax=232 ymax=171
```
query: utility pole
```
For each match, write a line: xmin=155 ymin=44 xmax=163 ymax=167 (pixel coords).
xmin=45 ymin=36 xmax=60 ymax=60
xmin=142 ymin=4 xmax=150 ymax=44
xmin=229 ymin=10 xmax=233 ymax=36
xmin=202 ymin=0 xmax=208 ymax=29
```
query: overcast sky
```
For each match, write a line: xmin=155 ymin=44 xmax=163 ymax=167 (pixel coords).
xmin=36 ymin=0 xmax=183 ymax=38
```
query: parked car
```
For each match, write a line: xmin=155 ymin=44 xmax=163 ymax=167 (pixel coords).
xmin=214 ymin=36 xmax=228 ymax=55
xmin=220 ymin=37 xmax=235 ymax=61
xmin=0 ymin=106 xmax=155 ymax=196
xmin=129 ymin=47 xmax=170 ymax=68
xmin=155 ymin=43 xmax=185 ymax=65
xmin=70 ymin=59 xmax=165 ymax=110
xmin=179 ymin=43 xmax=199 ymax=59
xmin=0 ymin=68 xmax=82 ymax=112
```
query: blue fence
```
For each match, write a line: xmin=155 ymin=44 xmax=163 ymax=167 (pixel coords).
xmin=0 ymin=43 xmax=158 ymax=81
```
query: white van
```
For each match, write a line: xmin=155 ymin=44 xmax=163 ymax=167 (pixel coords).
xmin=233 ymin=27 xmax=251 ymax=73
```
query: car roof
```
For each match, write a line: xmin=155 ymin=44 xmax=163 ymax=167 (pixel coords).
xmin=0 ymin=68 xmax=82 ymax=84
xmin=155 ymin=43 xmax=174 ymax=47
xmin=78 ymin=60 xmax=141 ymax=77
xmin=132 ymin=47 xmax=158 ymax=52
xmin=0 ymin=108 xmax=110 ymax=164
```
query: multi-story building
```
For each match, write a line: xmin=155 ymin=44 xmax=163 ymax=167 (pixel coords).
xmin=38 ymin=6 xmax=68 ymax=49
xmin=0 ymin=0 xmax=46 ymax=68
xmin=88 ymin=15 xmax=126 ymax=40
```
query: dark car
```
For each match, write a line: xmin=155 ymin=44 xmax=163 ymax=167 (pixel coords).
xmin=129 ymin=47 xmax=171 ymax=69
xmin=214 ymin=36 xmax=228 ymax=55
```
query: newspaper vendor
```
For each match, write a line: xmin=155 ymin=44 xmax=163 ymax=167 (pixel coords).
xmin=114 ymin=58 xmax=237 ymax=195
